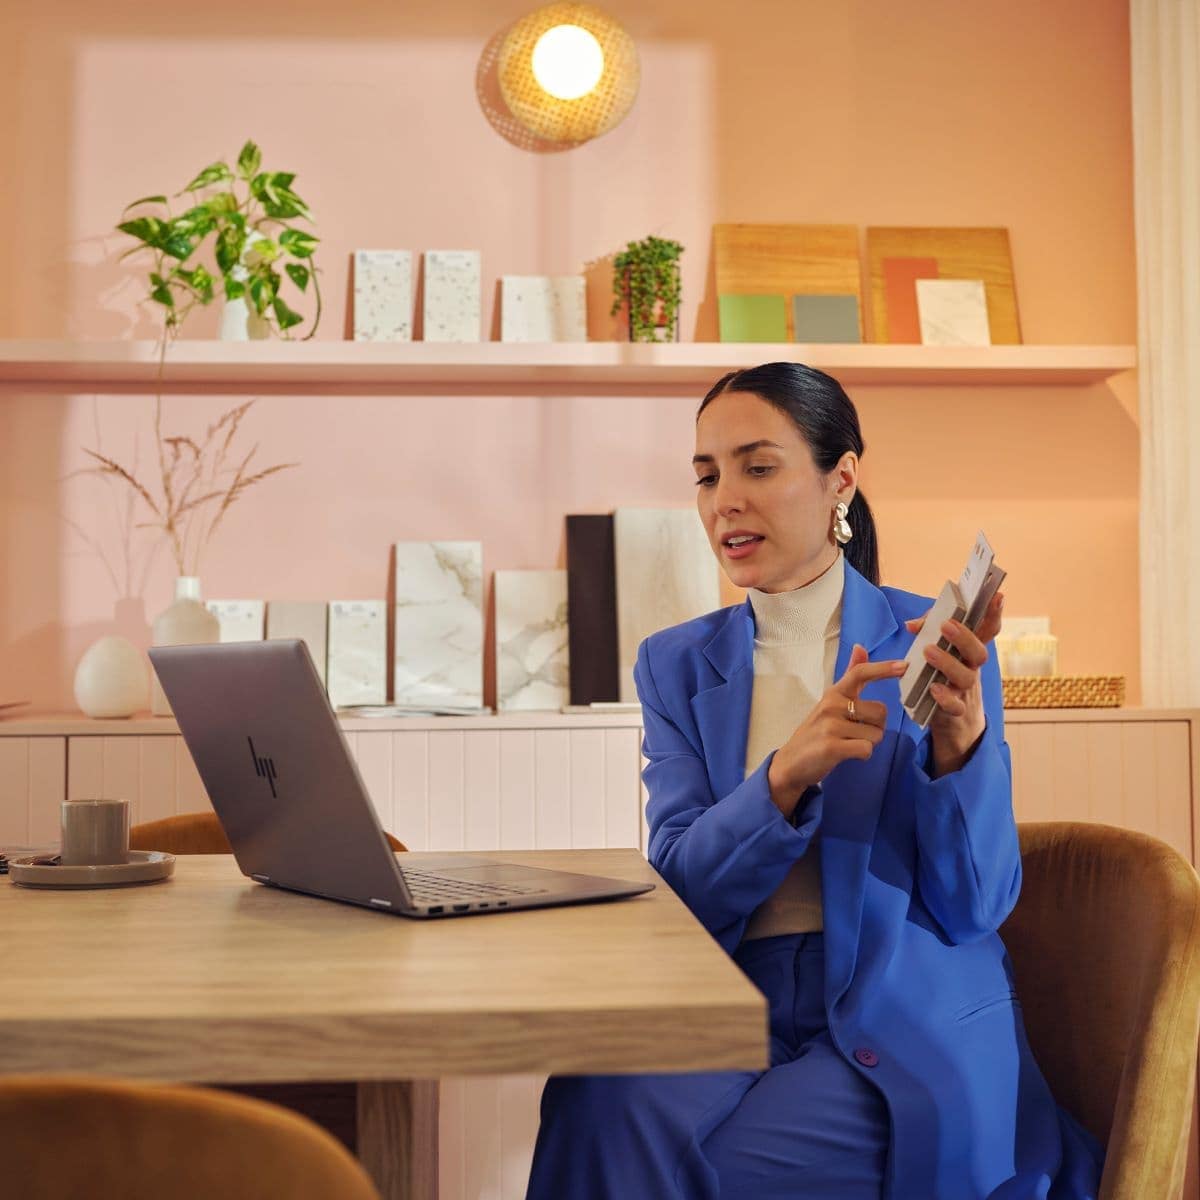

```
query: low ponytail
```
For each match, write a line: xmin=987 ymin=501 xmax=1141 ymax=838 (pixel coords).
xmin=699 ymin=362 xmax=881 ymax=585
xmin=844 ymin=488 xmax=880 ymax=587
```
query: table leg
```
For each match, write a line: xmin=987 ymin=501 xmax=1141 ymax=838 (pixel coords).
xmin=357 ymin=1080 xmax=439 ymax=1200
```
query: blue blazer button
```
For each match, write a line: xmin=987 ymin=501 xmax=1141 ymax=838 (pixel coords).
xmin=854 ymin=1047 xmax=879 ymax=1067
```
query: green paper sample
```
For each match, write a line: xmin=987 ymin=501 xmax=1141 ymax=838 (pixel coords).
xmin=718 ymin=294 xmax=788 ymax=343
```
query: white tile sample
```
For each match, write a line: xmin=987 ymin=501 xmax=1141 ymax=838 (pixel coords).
xmin=353 ymin=249 xmax=413 ymax=342
xmin=393 ymin=541 xmax=484 ymax=708
xmin=500 ymin=276 xmax=587 ymax=342
xmin=915 ymin=279 xmax=991 ymax=346
xmin=327 ymin=600 xmax=387 ymax=707
xmin=613 ymin=509 xmax=721 ymax=702
xmin=423 ymin=250 xmax=481 ymax=343
xmin=205 ymin=600 xmax=265 ymax=642
xmin=495 ymin=570 xmax=570 ymax=711
xmin=266 ymin=601 xmax=328 ymax=686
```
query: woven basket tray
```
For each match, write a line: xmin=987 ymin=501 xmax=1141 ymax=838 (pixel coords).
xmin=1002 ymin=675 xmax=1125 ymax=709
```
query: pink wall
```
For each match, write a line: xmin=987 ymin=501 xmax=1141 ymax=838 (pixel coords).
xmin=0 ymin=0 xmax=1138 ymax=712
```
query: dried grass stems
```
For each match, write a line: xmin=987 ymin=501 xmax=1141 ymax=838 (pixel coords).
xmin=83 ymin=378 xmax=298 ymax=577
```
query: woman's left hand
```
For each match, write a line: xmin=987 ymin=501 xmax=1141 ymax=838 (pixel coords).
xmin=905 ymin=591 xmax=1004 ymax=778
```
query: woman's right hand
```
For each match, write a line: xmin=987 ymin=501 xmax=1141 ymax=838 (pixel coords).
xmin=766 ymin=644 xmax=907 ymax=817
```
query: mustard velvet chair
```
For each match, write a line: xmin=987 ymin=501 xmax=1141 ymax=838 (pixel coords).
xmin=1002 ymin=822 xmax=1200 ymax=1199
xmin=0 ymin=1075 xmax=380 ymax=1200
xmin=131 ymin=810 xmax=407 ymax=854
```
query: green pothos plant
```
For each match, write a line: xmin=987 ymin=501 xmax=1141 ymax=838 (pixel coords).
xmin=116 ymin=140 xmax=321 ymax=340
xmin=610 ymin=235 xmax=684 ymax=342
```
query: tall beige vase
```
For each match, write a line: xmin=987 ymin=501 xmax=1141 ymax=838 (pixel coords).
xmin=150 ymin=576 xmax=220 ymax=716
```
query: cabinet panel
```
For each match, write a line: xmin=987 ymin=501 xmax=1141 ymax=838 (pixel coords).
xmin=428 ymin=731 xmax=467 ymax=851
xmin=0 ymin=737 xmax=66 ymax=844
xmin=568 ymin=728 xmax=607 ymax=850
xmin=499 ymin=731 xmax=535 ymax=851
xmin=1007 ymin=720 xmax=1193 ymax=859
xmin=533 ymin=730 xmax=572 ymax=849
xmin=67 ymin=737 xmax=104 ymax=802
xmin=67 ymin=736 xmax=216 ymax=824
xmin=349 ymin=732 xmax=395 ymax=835
xmin=139 ymin=738 xmax=181 ymax=825
xmin=604 ymin=727 xmax=642 ymax=849
xmin=463 ymin=731 xmax=501 ymax=852
xmin=392 ymin=731 xmax=431 ymax=849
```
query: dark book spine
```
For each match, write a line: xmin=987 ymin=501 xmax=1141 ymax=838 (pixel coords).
xmin=566 ymin=515 xmax=621 ymax=704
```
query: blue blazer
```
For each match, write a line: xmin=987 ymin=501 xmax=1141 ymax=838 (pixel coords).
xmin=633 ymin=561 xmax=1100 ymax=1199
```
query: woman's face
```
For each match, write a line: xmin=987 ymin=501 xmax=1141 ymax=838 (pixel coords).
xmin=693 ymin=389 xmax=857 ymax=594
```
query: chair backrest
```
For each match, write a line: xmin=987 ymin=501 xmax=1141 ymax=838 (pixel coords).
xmin=1002 ymin=822 xmax=1200 ymax=1200
xmin=131 ymin=810 xmax=407 ymax=853
xmin=0 ymin=1075 xmax=380 ymax=1200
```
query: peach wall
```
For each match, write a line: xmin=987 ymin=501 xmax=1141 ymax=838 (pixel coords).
xmin=0 ymin=0 xmax=1138 ymax=712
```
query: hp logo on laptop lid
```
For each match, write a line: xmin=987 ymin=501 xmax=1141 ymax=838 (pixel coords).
xmin=248 ymin=737 xmax=279 ymax=798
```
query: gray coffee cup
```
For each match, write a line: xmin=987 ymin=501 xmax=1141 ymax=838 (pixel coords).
xmin=60 ymin=798 xmax=130 ymax=866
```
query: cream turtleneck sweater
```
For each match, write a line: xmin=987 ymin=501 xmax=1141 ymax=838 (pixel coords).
xmin=741 ymin=551 xmax=844 ymax=940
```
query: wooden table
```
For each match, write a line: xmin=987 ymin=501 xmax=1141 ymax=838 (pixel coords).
xmin=0 ymin=848 xmax=767 ymax=1198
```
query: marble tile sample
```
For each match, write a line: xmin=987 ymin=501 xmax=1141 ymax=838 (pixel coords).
xmin=718 ymin=293 xmax=788 ymax=342
xmin=566 ymin=514 xmax=620 ymax=704
xmin=916 ymin=279 xmax=991 ymax=346
xmin=205 ymin=599 xmax=265 ymax=642
xmin=393 ymin=541 xmax=484 ymax=708
xmin=500 ymin=275 xmax=587 ymax=342
xmin=494 ymin=570 xmax=570 ymax=711
xmin=881 ymin=257 xmax=939 ymax=343
xmin=353 ymin=249 xmax=413 ymax=342
xmin=423 ymin=250 xmax=481 ymax=342
xmin=790 ymin=294 xmax=861 ymax=343
xmin=327 ymin=600 xmax=387 ymax=708
xmin=613 ymin=509 xmax=720 ymax=702
xmin=266 ymin=601 xmax=328 ymax=686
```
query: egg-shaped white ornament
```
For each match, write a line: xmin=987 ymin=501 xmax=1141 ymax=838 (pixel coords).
xmin=73 ymin=636 xmax=148 ymax=718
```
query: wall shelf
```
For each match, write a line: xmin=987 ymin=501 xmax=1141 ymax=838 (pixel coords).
xmin=0 ymin=339 xmax=1136 ymax=396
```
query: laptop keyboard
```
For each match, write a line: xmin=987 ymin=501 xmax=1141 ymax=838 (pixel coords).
xmin=399 ymin=867 xmax=550 ymax=905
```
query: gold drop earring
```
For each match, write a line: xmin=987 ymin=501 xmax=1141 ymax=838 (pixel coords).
xmin=833 ymin=501 xmax=852 ymax=545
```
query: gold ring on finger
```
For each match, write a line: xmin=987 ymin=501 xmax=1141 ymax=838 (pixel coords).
xmin=846 ymin=698 xmax=858 ymax=722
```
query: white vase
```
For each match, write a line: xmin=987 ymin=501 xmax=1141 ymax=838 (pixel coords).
xmin=73 ymin=636 xmax=148 ymax=718
xmin=218 ymin=297 xmax=272 ymax=341
xmin=150 ymin=576 xmax=221 ymax=716
xmin=218 ymin=231 xmax=271 ymax=341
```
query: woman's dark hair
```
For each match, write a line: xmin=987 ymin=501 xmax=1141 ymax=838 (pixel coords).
xmin=697 ymin=362 xmax=880 ymax=585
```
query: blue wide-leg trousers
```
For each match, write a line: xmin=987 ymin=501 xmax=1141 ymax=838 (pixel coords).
xmin=525 ymin=932 xmax=890 ymax=1200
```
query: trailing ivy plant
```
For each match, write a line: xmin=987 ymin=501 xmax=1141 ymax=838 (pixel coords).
xmin=610 ymin=235 xmax=684 ymax=342
xmin=116 ymin=140 xmax=321 ymax=339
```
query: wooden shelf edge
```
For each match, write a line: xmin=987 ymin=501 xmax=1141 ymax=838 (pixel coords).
xmin=0 ymin=339 xmax=1137 ymax=393
xmin=0 ymin=711 xmax=646 ymax=736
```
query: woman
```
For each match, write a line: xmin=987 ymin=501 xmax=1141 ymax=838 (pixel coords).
xmin=525 ymin=362 xmax=1103 ymax=1199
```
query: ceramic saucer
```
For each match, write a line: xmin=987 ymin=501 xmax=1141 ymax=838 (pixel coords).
xmin=8 ymin=850 xmax=175 ymax=889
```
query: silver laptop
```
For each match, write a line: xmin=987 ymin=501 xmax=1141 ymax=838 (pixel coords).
xmin=148 ymin=639 xmax=654 ymax=918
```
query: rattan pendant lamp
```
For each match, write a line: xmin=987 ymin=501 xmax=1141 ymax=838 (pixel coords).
xmin=496 ymin=3 xmax=640 ymax=147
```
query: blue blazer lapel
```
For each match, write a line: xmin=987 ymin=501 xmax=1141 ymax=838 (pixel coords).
xmin=689 ymin=601 xmax=755 ymax=802
xmin=822 ymin=563 xmax=904 ymax=1008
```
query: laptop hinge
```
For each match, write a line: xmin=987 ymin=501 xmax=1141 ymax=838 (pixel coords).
xmin=251 ymin=873 xmax=271 ymax=883
xmin=369 ymin=897 xmax=393 ymax=908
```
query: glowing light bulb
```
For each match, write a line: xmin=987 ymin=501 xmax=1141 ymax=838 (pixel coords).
xmin=531 ymin=24 xmax=605 ymax=100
